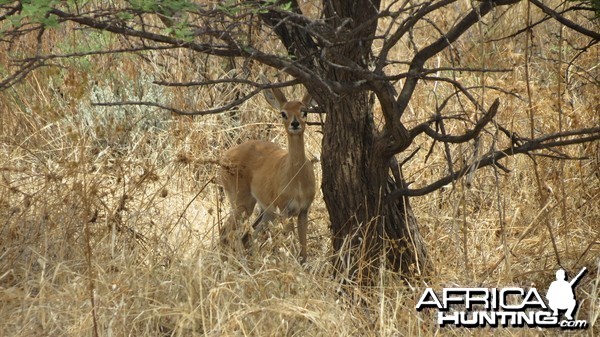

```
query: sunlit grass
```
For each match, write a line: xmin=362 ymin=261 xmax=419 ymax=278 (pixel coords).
xmin=0 ymin=1 xmax=598 ymax=336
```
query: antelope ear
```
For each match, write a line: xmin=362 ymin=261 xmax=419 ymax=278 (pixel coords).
xmin=260 ymin=74 xmax=287 ymax=110
xmin=301 ymin=92 xmax=313 ymax=107
xmin=264 ymin=88 xmax=285 ymax=110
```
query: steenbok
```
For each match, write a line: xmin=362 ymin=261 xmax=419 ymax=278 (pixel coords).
xmin=219 ymin=83 xmax=316 ymax=262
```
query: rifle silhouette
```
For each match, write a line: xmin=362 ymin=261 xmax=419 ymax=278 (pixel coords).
xmin=569 ymin=267 xmax=587 ymax=287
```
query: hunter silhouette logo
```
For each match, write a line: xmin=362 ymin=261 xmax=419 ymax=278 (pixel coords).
xmin=416 ymin=267 xmax=588 ymax=329
xmin=546 ymin=268 xmax=587 ymax=321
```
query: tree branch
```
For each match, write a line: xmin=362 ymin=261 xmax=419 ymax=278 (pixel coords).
xmin=47 ymin=7 xmax=321 ymax=87
xmin=394 ymin=0 xmax=521 ymax=120
xmin=409 ymin=98 xmax=500 ymax=143
xmin=529 ymin=0 xmax=600 ymax=41
xmin=92 ymin=87 xmax=262 ymax=115
xmin=388 ymin=127 xmax=600 ymax=198
xmin=376 ymin=0 xmax=457 ymax=71
xmin=0 ymin=60 xmax=45 ymax=91
xmin=154 ymin=77 xmax=300 ymax=89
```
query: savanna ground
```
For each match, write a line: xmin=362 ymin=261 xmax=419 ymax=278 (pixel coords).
xmin=0 ymin=1 xmax=599 ymax=336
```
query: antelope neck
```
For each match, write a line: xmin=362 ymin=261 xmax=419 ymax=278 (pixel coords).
xmin=286 ymin=133 xmax=307 ymax=170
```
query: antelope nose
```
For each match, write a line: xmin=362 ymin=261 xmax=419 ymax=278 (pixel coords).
xmin=291 ymin=119 xmax=300 ymax=129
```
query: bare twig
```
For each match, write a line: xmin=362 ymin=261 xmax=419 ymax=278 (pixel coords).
xmin=529 ymin=0 xmax=600 ymax=41
xmin=409 ymin=98 xmax=500 ymax=143
xmin=388 ymin=127 xmax=600 ymax=198
xmin=92 ymin=86 xmax=263 ymax=115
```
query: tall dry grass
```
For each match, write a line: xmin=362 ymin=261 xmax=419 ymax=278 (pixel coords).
xmin=1 ymin=1 xmax=598 ymax=336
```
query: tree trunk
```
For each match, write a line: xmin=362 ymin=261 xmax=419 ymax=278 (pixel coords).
xmin=318 ymin=92 xmax=427 ymax=285
xmin=320 ymin=92 xmax=381 ymax=284
xmin=383 ymin=171 xmax=428 ymax=275
xmin=260 ymin=0 xmax=428 ymax=285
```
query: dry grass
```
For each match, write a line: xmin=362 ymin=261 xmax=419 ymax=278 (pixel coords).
xmin=1 ymin=1 xmax=599 ymax=336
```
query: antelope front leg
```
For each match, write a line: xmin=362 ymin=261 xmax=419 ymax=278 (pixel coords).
xmin=254 ymin=210 xmax=276 ymax=235
xmin=297 ymin=209 xmax=309 ymax=263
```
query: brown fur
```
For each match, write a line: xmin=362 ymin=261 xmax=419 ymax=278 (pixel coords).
xmin=219 ymin=86 xmax=315 ymax=262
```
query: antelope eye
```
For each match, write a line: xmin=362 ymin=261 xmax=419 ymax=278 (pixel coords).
xmin=302 ymin=110 xmax=309 ymax=118
xmin=280 ymin=111 xmax=288 ymax=119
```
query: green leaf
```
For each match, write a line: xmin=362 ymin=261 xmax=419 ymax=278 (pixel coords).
xmin=8 ymin=0 xmax=61 ymax=28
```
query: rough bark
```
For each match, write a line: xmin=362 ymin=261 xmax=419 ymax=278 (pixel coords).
xmin=316 ymin=91 xmax=426 ymax=284
xmin=316 ymin=0 xmax=425 ymax=284
xmin=320 ymin=93 xmax=381 ymax=283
